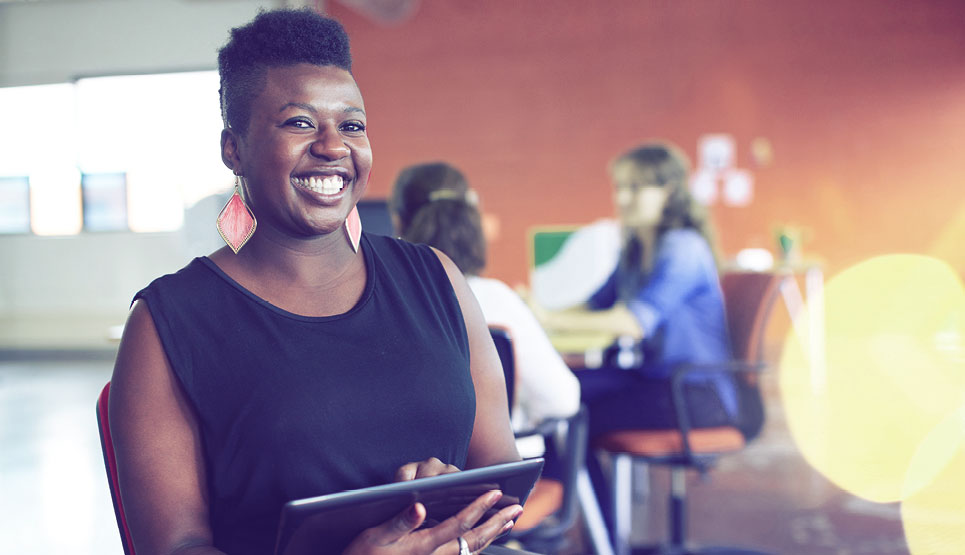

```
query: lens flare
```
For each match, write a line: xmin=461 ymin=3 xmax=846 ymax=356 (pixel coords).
xmin=779 ymin=254 xmax=965 ymax=505
xmin=901 ymin=404 xmax=965 ymax=554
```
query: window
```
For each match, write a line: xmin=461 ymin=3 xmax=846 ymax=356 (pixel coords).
xmin=75 ymin=71 xmax=229 ymax=232
xmin=29 ymin=167 xmax=82 ymax=236
xmin=82 ymin=173 xmax=128 ymax=232
xmin=0 ymin=71 xmax=233 ymax=236
xmin=0 ymin=83 xmax=76 ymax=235
xmin=0 ymin=176 xmax=31 ymax=234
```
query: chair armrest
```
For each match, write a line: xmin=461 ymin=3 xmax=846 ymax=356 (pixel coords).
xmin=666 ymin=360 xmax=764 ymax=469
xmin=670 ymin=360 xmax=767 ymax=378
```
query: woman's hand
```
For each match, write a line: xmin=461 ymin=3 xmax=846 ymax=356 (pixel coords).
xmin=394 ymin=457 xmax=460 ymax=482
xmin=342 ymin=491 xmax=522 ymax=555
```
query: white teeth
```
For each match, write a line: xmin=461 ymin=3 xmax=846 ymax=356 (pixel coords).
xmin=294 ymin=175 xmax=344 ymax=195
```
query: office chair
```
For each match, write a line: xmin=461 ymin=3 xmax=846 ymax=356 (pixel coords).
xmin=488 ymin=327 xmax=613 ymax=554
xmin=96 ymin=382 xmax=137 ymax=555
xmin=593 ymin=271 xmax=788 ymax=555
xmin=490 ymin=326 xmax=517 ymax=414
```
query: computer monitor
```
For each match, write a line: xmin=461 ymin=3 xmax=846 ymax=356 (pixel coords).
xmin=528 ymin=220 xmax=620 ymax=310
xmin=356 ymin=199 xmax=395 ymax=237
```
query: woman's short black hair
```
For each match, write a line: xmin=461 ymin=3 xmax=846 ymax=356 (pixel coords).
xmin=217 ymin=8 xmax=352 ymax=134
xmin=390 ymin=162 xmax=487 ymax=276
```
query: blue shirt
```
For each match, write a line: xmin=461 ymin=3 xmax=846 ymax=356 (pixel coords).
xmin=589 ymin=228 xmax=737 ymax=417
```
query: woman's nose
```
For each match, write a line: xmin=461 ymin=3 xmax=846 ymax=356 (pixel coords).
xmin=309 ymin=127 xmax=350 ymax=160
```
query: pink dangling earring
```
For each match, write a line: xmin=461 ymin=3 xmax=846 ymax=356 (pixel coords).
xmin=344 ymin=204 xmax=361 ymax=253
xmin=217 ymin=176 xmax=257 ymax=254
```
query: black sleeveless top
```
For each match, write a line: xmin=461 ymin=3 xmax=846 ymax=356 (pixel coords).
xmin=135 ymin=233 xmax=475 ymax=555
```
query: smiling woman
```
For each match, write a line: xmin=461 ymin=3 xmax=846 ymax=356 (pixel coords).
xmin=220 ymin=64 xmax=372 ymax=250
xmin=106 ymin=8 xmax=522 ymax=555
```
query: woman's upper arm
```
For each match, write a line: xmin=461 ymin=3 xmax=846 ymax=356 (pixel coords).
xmin=109 ymin=299 xmax=223 ymax=555
xmin=431 ymin=249 xmax=521 ymax=469
xmin=630 ymin=231 xmax=711 ymax=333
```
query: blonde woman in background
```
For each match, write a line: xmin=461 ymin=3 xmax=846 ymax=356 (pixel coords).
xmin=549 ymin=141 xmax=736 ymax=533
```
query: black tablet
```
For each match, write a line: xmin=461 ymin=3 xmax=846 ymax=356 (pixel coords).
xmin=274 ymin=458 xmax=544 ymax=555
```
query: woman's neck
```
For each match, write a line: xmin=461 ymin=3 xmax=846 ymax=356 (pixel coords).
xmin=624 ymin=224 xmax=657 ymax=246
xmin=209 ymin=228 xmax=367 ymax=317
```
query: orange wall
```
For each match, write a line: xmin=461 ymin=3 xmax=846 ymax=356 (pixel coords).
xmin=329 ymin=1 xmax=965 ymax=286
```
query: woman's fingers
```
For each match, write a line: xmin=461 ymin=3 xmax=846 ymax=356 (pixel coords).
xmin=395 ymin=457 xmax=461 ymax=482
xmin=354 ymin=502 xmax=426 ymax=548
xmin=422 ymin=489 xmax=521 ymax=553
xmin=346 ymin=490 xmax=523 ymax=554
xmin=458 ymin=502 xmax=524 ymax=553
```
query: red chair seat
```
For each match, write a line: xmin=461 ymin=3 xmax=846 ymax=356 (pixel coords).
xmin=594 ymin=427 xmax=746 ymax=458
xmin=514 ymin=478 xmax=565 ymax=531
xmin=96 ymin=381 xmax=137 ymax=555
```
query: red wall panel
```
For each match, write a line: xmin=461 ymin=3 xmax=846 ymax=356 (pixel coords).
xmin=328 ymin=0 xmax=965 ymax=285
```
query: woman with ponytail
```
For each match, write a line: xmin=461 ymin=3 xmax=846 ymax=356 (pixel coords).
xmin=391 ymin=162 xmax=581 ymax=531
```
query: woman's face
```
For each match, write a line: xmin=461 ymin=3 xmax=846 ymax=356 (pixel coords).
xmin=614 ymin=182 xmax=669 ymax=228
xmin=223 ymin=64 xmax=372 ymax=240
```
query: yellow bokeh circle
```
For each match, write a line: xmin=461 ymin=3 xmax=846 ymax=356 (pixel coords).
xmin=901 ymin=405 xmax=965 ymax=554
xmin=779 ymin=254 xmax=965 ymax=504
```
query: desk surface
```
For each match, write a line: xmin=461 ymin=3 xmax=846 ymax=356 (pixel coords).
xmin=536 ymin=305 xmax=640 ymax=350
xmin=548 ymin=330 xmax=618 ymax=355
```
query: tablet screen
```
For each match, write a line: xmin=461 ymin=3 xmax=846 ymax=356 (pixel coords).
xmin=274 ymin=459 xmax=544 ymax=555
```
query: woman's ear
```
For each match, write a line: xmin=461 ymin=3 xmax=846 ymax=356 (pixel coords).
xmin=221 ymin=128 xmax=242 ymax=174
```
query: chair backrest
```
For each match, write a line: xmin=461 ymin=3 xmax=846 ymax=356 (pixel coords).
xmin=719 ymin=271 xmax=786 ymax=440
xmin=720 ymin=271 xmax=785 ymax=363
xmin=489 ymin=326 xmax=516 ymax=413
xmin=488 ymin=325 xmax=588 ymax=548
xmin=96 ymin=382 xmax=136 ymax=555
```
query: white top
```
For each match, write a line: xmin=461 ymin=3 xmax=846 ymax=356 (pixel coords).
xmin=468 ymin=276 xmax=581 ymax=457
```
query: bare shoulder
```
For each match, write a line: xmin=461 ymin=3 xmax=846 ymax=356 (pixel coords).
xmin=111 ymin=300 xmax=168 ymax=390
xmin=429 ymin=246 xmax=464 ymax=284
xmin=110 ymin=298 xmax=187 ymax=436
xmin=428 ymin=246 xmax=478 ymax=311
xmin=109 ymin=300 xmax=216 ymax=552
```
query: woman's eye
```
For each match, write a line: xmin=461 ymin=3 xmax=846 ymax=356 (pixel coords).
xmin=285 ymin=118 xmax=313 ymax=129
xmin=341 ymin=121 xmax=366 ymax=134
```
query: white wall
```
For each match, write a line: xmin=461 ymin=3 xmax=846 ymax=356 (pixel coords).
xmin=0 ymin=0 xmax=274 ymax=88
xmin=0 ymin=0 xmax=275 ymax=349
xmin=0 ymin=232 xmax=189 ymax=349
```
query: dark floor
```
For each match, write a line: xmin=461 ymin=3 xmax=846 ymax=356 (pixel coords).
xmin=0 ymin=356 xmax=908 ymax=555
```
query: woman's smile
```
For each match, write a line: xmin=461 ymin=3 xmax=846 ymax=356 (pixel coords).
xmin=290 ymin=172 xmax=351 ymax=206
xmin=293 ymin=175 xmax=345 ymax=196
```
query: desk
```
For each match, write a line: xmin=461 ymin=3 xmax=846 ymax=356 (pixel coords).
xmin=540 ymin=266 xmax=826 ymax=383
xmin=537 ymin=305 xmax=641 ymax=369
xmin=549 ymin=331 xmax=616 ymax=369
